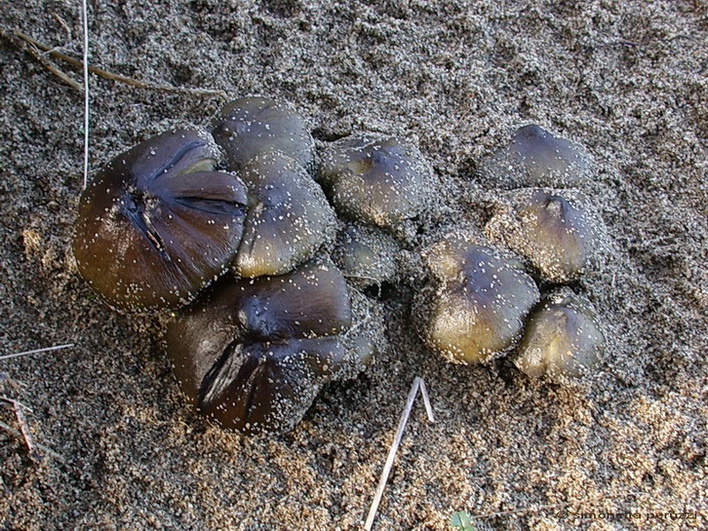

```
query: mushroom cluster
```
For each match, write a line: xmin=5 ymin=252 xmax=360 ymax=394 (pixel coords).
xmin=418 ymin=125 xmax=606 ymax=381
xmin=73 ymin=97 xmax=434 ymax=434
xmin=74 ymin=105 xmax=608 ymax=435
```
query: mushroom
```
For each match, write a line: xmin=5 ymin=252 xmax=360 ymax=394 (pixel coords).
xmin=233 ymin=151 xmax=337 ymax=278
xmin=318 ymin=134 xmax=430 ymax=229
xmin=478 ymin=124 xmax=591 ymax=188
xmin=485 ymin=188 xmax=600 ymax=282
xmin=165 ymin=260 xmax=372 ymax=435
xmin=514 ymin=289 xmax=605 ymax=380
xmin=421 ymin=233 xmax=540 ymax=364
xmin=212 ymin=97 xmax=315 ymax=172
xmin=73 ymin=128 xmax=247 ymax=312
xmin=331 ymin=224 xmax=400 ymax=290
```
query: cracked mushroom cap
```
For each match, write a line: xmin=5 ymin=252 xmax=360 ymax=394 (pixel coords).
xmin=318 ymin=135 xmax=430 ymax=228
xmin=212 ymin=97 xmax=315 ymax=172
xmin=233 ymin=151 xmax=337 ymax=278
xmin=165 ymin=260 xmax=372 ymax=435
xmin=515 ymin=289 xmax=605 ymax=380
xmin=422 ymin=234 xmax=540 ymax=364
xmin=73 ymin=128 xmax=248 ymax=312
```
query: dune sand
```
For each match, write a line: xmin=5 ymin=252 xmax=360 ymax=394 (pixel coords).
xmin=1 ymin=1 xmax=705 ymax=529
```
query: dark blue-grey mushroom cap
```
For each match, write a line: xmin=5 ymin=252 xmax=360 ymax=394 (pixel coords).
xmin=233 ymin=152 xmax=337 ymax=278
xmin=485 ymin=188 xmax=600 ymax=282
xmin=332 ymin=224 xmax=400 ymax=289
xmin=515 ymin=289 xmax=605 ymax=380
xmin=212 ymin=97 xmax=315 ymax=172
xmin=479 ymin=124 xmax=591 ymax=188
xmin=318 ymin=135 xmax=430 ymax=228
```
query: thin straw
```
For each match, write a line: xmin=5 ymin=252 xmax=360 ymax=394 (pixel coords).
xmin=81 ymin=0 xmax=90 ymax=189
xmin=364 ymin=377 xmax=435 ymax=530
xmin=0 ymin=343 xmax=75 ymax=361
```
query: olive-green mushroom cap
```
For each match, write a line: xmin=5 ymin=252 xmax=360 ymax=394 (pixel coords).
xmin=423 ymin=234 xmax=540 ymax=364
xmin=212 ymin=97 xmax=315 ymax=172
xmin=479 ymin=124 xmax=591 ymax=188
xmin=233 ymin=152 xmax=337 ymax=278
xmin=165 ymin=260 xmax=371 ymax=435
xmin=515 ymin=289 xmax=605 ymax=380
xmin=73 ymin=128 xmax=248 ymax=312
xmin=485 ymin=188 xmax=599 ymax=282
xmin=318 ymin=135 xmax=430 ymax=228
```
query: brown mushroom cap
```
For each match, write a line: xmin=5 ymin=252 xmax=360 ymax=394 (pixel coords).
xmin=73 ymin=128 xmax=248 ymax=312
xmin=165 ymin=260 xmax=370 ymax=435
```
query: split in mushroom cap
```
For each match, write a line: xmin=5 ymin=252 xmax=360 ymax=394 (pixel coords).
xmin=212 ymin=97 xmax=315 ymax=172
xmin=165 ymin=260 xmax=372 ymax=435
xmin=318 ymin=134 xmax=430 ymax=228
xmin=514 ymin=289 xmax=605 ymax=381
xmin=233 ymin=151 xmax=337 ymax=278
xmin=479 ymin=124 xmax=591 ymax=188
xmin=73 ymin=128 xmax=248 ymax=312
xmin=485 ymin=188 xmax=599 ymax=283
xmin=422 ymin=234 xmax=540 ymax=364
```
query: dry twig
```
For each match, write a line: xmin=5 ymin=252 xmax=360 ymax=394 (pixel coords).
xmin=1 ymin=28 xmax=228 ymax=99
xmin=0 ymin=28 xmax=81 ymax=90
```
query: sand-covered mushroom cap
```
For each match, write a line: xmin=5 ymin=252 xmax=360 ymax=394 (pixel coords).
xmin=165 ymin=260 xmax=370 ymax=435
xmin=318 ymin=135 xmax=431 ymax=228
xmin=332 ymin=224 xmax=400 ymax=289
xmin=233 ymin=151 xmax=337 ymax=278
xmin=422 ymin=234 xmax=540 ymax=364
xmin=212 ymin=97 xmax=315 ymax=171
xmin=479 ymin=124 xmax=591 ymax=188
xmin=73 ymin=128 xmax=248 ymax=312
xmin=485 ymin=188 xmax=600 ymax=282
xmin=515 ymin=290 xmax=605 ymax=380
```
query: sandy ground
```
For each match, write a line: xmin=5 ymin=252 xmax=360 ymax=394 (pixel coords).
xmin=1 ymin=1 xmax=706 ymax=529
